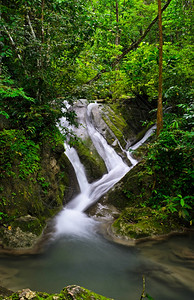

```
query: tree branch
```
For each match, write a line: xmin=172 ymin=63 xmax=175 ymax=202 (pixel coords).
xmin=86 ymin=0 xmax=172 ymax=84
xmin=3 ymin=25 xmax=23 ymax=62
xmin=26 ymin=13 xmax=37 ymax=40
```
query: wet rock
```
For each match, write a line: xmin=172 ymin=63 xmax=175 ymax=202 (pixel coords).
xmin=88 ymin=201 xmax=120 ymax=221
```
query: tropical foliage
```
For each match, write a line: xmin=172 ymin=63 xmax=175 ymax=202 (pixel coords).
xmin=143 ymin=103 xmax=194 ymax=222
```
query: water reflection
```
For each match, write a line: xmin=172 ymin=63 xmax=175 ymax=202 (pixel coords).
xmin=138 ymin=232 xmax=194 ymax=299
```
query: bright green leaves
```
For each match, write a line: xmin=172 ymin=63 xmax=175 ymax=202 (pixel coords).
xmin=177 ymin=102 xmax=194 ymax=129
xmin=123 ymin=42 xmax=159 ymax=99
xmin=1 ymin=0 xmax=91 ymax=141
xmin=74 ymin=0 xmax=193 ymax=105
xmin=163 ymin=194 xmax=193 ymax=220
xmin=162 ymin=42 xmax=194 ymax=107
xmin=0 ymin=85 xmax=35 ymax=102
xmin=2 ymin=0 xmax=192 ymax=105
xmin=0 ymin=129 xmax=40 ymax=179
xmin=163 ymin=0 xmax=193 ymax=45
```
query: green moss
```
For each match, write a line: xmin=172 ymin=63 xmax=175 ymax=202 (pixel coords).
xmin=112 ymin=207 xmax=181 ymax=239
xmin=56 ymin=184 xmax=66 ymax=205
xmin=1 ymin=286 xmax=113 ymax=300
xmin=11 ymin=215 xmax=43 ymax=236
xmin=61 ymin=285 xmax=113 ymax=300
xmin=101 ymin=104 xmax=129 ymax=147
xmin=76 ymin=138 xmax=107 ymax=182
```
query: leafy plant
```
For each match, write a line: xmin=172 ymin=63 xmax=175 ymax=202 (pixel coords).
xmin=0 ymin=212 xmax=8 ymax=222
xmin=143 ymin=110 xmax=194 ymax=222
xmin=0 ymin=129 xmax=40 ymax=179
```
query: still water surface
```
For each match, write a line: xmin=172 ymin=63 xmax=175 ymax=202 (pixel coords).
xmin=0 ymin=229 xmax=194 ymax=300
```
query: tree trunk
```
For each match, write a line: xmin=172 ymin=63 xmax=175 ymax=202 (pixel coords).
xmin=156 ymin=0 xmax=163 ymax=136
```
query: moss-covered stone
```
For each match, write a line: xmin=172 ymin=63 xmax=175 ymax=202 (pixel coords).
xmin=112 ymin=207 xmax=180 ymax=239
xmin=0 ymin=227 xmax=39 ymax=249
xmin=75 ymin=138 xmax=107 ymax=182
xmin=95 ymin=159 xmax=184 ymax=241
xmin=62 ymin=285 xmax=113 ymax=300
xmin=100 ymin=162 xmax=153 ymax=211
xmin=11 ymin=215 xmax=43 ymax=235
xmin=0 ymin=286 xmax=113 ymax=300
xmin=101 ymin=104 xmax=129 ymax=148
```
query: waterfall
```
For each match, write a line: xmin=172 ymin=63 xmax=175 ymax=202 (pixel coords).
xmin=86 ymin=103 xmax=127 ymax=172
xmin=55 ymin=102 xmax=155 ymax=238
xmin=129 ymin=125 xmax=156 ymax=150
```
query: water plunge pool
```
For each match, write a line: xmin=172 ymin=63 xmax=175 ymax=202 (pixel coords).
xmin=0 ymin=230 xmax=194 ymax=300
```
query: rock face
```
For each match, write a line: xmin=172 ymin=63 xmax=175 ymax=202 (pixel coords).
xmin=0 ymin=142 xmax=79 ymax=250
xmin=0 ymin=286 xmax=114 ymax=300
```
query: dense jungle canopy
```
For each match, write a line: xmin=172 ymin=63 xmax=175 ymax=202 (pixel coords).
xmin=0 ymin=0 xmax=193 ymax=230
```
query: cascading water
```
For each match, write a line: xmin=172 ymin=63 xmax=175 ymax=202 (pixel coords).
xmin=55 ymin=102 xmax=152 ymax=238
xmin=129 ymin=125 xmax=156 ymax=150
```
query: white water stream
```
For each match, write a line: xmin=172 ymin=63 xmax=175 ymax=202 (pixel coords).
xmin=55 ymin=102 xmax=153 ymax=238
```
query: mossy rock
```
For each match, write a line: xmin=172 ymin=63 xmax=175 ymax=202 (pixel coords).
xmin=112 ymin=207 xmax=180 ymax=239
xmin=62 ymin=285 xmax=113 ymax=300
xmin=101 ymin=104 xmax=129 ymax=148
xmin=0 ymin=215 xmax=43 ymax=249
xmin=76 ymin=138 xmax=107 ymax=182
xmin=0 ymin=286 xmax=113 ymax=300
xmin=11 ymin=215 xmax=43 ymax=236
xmin=0 ymin=227 xmax=39 ymax=249
xmin=102 ymin=162 xmax=153 ymax=211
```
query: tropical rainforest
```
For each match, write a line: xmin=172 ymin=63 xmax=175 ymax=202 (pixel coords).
xmin=0 ymin=0 xmax=193 ymax=298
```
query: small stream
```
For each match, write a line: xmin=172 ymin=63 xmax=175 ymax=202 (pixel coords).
xmin=0 ymin=102 xmax=194 ymax=300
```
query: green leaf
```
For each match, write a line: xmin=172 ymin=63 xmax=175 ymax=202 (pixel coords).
xmin=180 ymin=198 xmax=185 ymax=207
xmin=0 ymin=111 xmax=9 ymax=119
xmin=146 ymin=294 xmax=154 ymax=300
